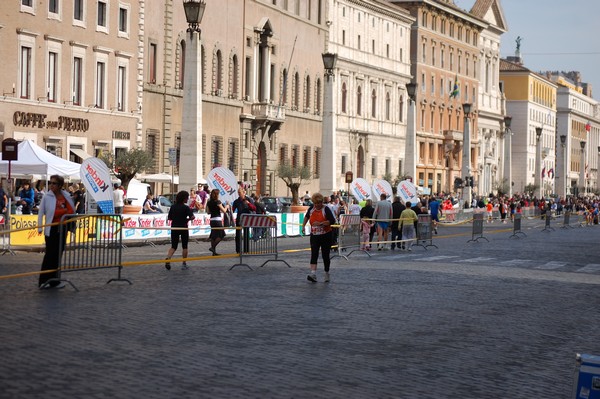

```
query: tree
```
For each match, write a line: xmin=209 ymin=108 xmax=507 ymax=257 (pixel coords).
xmin=523 ymin=183 xmax=539 ymax=197
xmin=98 ymin=148 xmax=154 ymax=189
xmin=276 ymin=163 xmax=312 ymax=205
xmin=493 ymin=178 xmax=510 ymax=197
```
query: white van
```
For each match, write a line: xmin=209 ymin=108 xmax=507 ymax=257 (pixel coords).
xmin=126 ymin=178 xmax=152 ymax=210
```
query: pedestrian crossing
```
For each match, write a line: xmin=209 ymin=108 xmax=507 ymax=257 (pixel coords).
xmin=368 ymin=253 xmax=599 ymax=274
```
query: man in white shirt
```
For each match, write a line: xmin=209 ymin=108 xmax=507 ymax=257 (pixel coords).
xmin=113 ymin=184 xmax=125 ymax=214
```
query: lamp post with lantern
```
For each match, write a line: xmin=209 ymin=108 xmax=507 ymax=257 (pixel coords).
xmin=405 ymin=81 xmax=417 ymax=183
xmin=503 ymin=116 xmax=513 ymax=197
xmin=179 ymin=0 xmax=206 ymax=190
xmin=320 ymin=52 xmax=338 ymax=194
xmin=461 ymin=103 xmax=472 ymax=208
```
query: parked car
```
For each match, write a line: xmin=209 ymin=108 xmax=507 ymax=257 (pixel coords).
xmin=261 ymin=196 xmax=293 ymax=213
xmin=154 ymin=196 xmax=172 ymax=214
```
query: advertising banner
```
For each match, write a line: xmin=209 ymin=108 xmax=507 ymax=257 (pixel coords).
xmin=397 ymin=179 xmax=419 ymax=204
xmin=206 ymin=167 xmax=238 ymax=205
xmin=80 ymin=158 xmax=114 ymax=214
xmin=371 ymin=179 xmax=393 ymax=201
xmin=350 ymin=178 xmax=372 ymax=201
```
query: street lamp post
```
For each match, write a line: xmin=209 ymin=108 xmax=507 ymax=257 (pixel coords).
xmin=405 ymin=82 xmax=417 ymax=183
xmin=559 ymin=135 xmax=566 ymax=198
xmin=320 ymin=52 xmax=338 ymax=195
xmin=535 ymin=127 xmax=543 ymax=198
xmin=180 ymin=0 xmax=206 ymax=190
xmin=579 ymin=140 xmax=586 ymax=196
xmin=503 ymin=116 xmax=512 ymax=197
xmin=461 ymin=103 xmax=472 ymax=208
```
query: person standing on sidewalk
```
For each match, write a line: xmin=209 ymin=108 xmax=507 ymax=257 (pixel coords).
xmin=206 ymin=189 xmax=229 ymax=256
xmin=400 ymin=201 xmax=418 ymax=251
xmin=373 ymin=193 xmax=393 ymax=250
xmin=113 ymin=184 xmax=125 ymax=214
xmin=165 ymin=191 xmax=195 ymax=270
xmin=390 ymin=196 xmax=405 ymax=250
xmin=302 ymin=192 xmax=337 ymax=283
xmin=37 ymin=175 xmax=75 ymax=289
xmin=232 ymin=188 xmax=256 ymax=253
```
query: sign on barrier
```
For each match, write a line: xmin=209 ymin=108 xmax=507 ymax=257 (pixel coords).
xmin=41 ymin=214 xmax=132 ymax=291
xmin=334 ymin=214 xmax=370 ymax=259
xmin=230 ymin=214 xmax=290 ymax=270
xmin=468 ymin=213 xmax=489 ymax=242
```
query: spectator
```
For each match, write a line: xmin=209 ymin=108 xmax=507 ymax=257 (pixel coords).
xmin=113 ymin=184 xmax=125 ymax=214
xmin=373 ymin=193 xmax=392 ymax=250
xmin=72 ymin=183 xmax=86 ymax=214
xmin=18 ymin=181 xmax=35 ymax=214
xmin=390 ymin=196 xmax=405 ymax=250
xmin=232 ymin=188 xmax=256 ymax=253
xmin=400 ymin=201 xmax=418 ymax=251
xmin=142 ymin=194 xmax=161 ymax=214
xmin=206 ymin=189 xmax=228 ymax=256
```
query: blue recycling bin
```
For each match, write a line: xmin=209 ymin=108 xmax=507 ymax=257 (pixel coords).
xmin=573 ymin=354 xmax=600 ymax=398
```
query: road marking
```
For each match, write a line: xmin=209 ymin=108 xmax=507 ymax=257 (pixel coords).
xmin=535 ymin=261 xmax=567 ymax=270
xmin=415 ymin=255 xmax=461 ymax=262
xmin=459 ymin=257 xmax=497 ymax=263
xmin=501 ymin=259 xmax=534 ymax=266
xmin=577 ymin=264 xmax=600 ymax=273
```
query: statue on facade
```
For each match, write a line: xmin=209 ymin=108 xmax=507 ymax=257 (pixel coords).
xmin=515 ymin=36 xmax=523 ymax=54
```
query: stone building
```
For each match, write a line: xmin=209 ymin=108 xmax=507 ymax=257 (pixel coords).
xmin=0 ymin=1 xmax=141 ymax=169
xmin=142 ymin=0 xmax=328 ymax=197
xmin=391 ymin=0 xmax=487 ymax=195
xmin=324 ymin=0 xmax=414 ymax=195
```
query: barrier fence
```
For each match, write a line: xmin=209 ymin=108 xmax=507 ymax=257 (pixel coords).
xmin=414 ymin=214 xmax=438 ymax=250
xmin=509 ymin=213 xmax=527 ymax=238
xmin=542 ymin=211 xmax=555 ymax=232
xmin=230 ymin=214 xmax=290 ymax=270
xmin=334 ymin=214 xmax=370 ymax=260
xmin=43 ymin=214 xmax=132 ymax=291
xmin=468 ymin=213 xmax=489 ymax=243
xmin=562 ymin=211 xmax=574 ymax=229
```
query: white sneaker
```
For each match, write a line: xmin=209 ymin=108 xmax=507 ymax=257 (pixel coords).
xmin=307 ymin=274 xmax=317 ymax=283
xmin=324 ymin=272 xmax=330 ymax=283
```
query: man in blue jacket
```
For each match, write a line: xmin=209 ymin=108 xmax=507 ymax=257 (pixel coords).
xmin=18 ymin=181 xmax=35 ymax=214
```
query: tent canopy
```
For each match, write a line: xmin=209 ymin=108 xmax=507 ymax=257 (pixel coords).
xmin=0 ymin=139 xmax=81 ymax=179
xmin=138 ymin=172 xmax=179 ymax=184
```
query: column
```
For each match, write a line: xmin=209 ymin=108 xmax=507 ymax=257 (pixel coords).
xmin=461 ymin=106 xmax=472 ymax=207
xmin=180 ymin=29 xmax=203 ymax=189
xmin=404 ymin=98 xmax=417 ymax=181
xmin=320 ymin=70 xmax=337 ymax=194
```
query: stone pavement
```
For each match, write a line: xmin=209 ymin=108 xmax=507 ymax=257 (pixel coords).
xmin=1 ymin=219 xmax=600 ymax=398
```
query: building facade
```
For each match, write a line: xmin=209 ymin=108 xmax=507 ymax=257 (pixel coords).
xmin=142 ymin=0 xmax=328 ymax=196
xmin=500 ymin=58 xmax=557 ymax=197
xmin=0 ymin=0 xmax=141 ymax=174
xmin=392 ymin=0 xmax=486 ymax=196
xmin=326 ymin=0 xmax=414 ymax=194
xmin=470 ymin=0 xmax=507 ymax=197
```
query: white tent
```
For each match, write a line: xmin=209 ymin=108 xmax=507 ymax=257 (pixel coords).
xmin=0 ymin=139 xmax=81 ymax=179
xmin=138 ymin=172 xmax=179 ymax=184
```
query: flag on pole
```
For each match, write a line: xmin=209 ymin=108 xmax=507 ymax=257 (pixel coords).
xmin=548 ymin=168 xmax=554 ymax=179
xmin=541 ymin=166 xmax=546 ymax=178
xmin=585 ymin=121 xmax=591 ymax=132
xmin=449 ymin=75 xmax=459 ymax=99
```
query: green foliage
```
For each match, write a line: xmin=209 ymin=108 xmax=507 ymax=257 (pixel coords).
xmin=98 ymin=148 xmax=154 ymax=189
xmin=523 ymin=183 xmax=538 ymax=197
xmin=276 ymin=163 xmax=312 ymax=205
xmin=494 ymin=178 xmax=510 ymax=197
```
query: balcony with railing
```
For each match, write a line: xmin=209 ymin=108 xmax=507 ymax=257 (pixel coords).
xmin=251 ymin=103 xmax=286 ymax=121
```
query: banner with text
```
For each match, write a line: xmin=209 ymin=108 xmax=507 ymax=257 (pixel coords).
xmin=350 ymin=178 xmax=372 ymax=202
xmin=81 ymin=157 xmax=114 ymax=214
xmin=206 ymin=167 xmax=238 ymax=205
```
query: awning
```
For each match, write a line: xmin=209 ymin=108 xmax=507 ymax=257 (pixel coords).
xmin=70 ymin=148 xmax=91 ymax=160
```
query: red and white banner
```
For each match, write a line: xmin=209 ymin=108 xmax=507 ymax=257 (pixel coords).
xmin=81 ymin=157 xmax=114 ymax=214
xmin=397 ymin=179 xmax=419 ymax=204
xmin=350 ymin=178 xmax=372 ymax=201
xmin=371 ymin=179 xmax=393 ymax=201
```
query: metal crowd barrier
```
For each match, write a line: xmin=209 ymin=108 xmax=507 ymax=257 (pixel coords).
xmin=509 ymin=213 xmax=527 ymax=238
xmin=333 ymin=214 xmax=370 ymax=260
xmin=47 ymin=214 xmax=132 ymax=291
xmin=414 ymin=214 xmax=438 ymax=250
xmin=0 ymin=212 xmax=15 ymax=255
xmin=230 ymin=214 xmax=290 ymax=270
xmin=561 ymin=211 xmax=574 ymax=229
xmin=467 ymin=213 xmax=489 ymax=243
xmin=542 ymin=211 xmax=555 ymax=232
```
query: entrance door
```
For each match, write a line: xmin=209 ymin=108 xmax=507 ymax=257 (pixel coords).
xmin=256 ymin=141 xmax=267 ymax=195
xmin=357 ymin=146 xmax=365 ymax=178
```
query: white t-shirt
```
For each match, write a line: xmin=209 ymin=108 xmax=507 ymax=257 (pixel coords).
xmin=113 ymin=188 xmax=125 ymax=207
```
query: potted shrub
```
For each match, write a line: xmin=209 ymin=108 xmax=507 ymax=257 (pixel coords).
xmin=276 ymin=163 xmax=312 ymax=213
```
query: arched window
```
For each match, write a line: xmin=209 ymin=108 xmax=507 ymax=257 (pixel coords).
xmin=179 ymin=39 xmax=185 ymax=89
xmin=231 ymin=54 xmax=239 ymax=98
xmin=315 ymin=78 xmax=322 ymax=114
xmin=399 ymin=94 xmax=404 ymax=122
xmin=341 ymin=82 xmax=347 ymax=113
xmin=357 ymin=85 xmax=362 ymax=116
xmin=214 ymin=49 xmax=223 ymax=94
xmin=282 ymin=68 xmax=288 ymax=105
xmin=293 ymin=72 xmax=300 ymax=110
xmin=371 ymin=89 xmax=377 ymax=118
xmin=385 ymin=92 xmax=391 ymax=121
xmin=305 ymin=75 xmax=311 ymax=111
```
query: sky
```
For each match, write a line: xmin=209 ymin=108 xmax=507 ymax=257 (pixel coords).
xmin=454 ymin=0 xmax=600 ymax=99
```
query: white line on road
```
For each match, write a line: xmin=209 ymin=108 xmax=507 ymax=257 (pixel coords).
xmin=535 ymin=261 xmax=567 ymax=270
xmin=577 ymin=264 xmax=600 ymax=273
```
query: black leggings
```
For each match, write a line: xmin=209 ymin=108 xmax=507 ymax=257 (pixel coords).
xmin=310 ymin=231 xmax=333 ymax=272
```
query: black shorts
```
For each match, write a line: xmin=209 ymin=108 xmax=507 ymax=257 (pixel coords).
xmin=209 ymin=219 xmax=226 ymax=240
xmin=171 ymin=229 xmax=190 ymax=250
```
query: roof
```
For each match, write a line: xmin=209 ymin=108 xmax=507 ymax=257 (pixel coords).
xmin=500 ymin=58 xmax=528 ymax=72
xmin=470 ymin=0 xmax=508 ymax=31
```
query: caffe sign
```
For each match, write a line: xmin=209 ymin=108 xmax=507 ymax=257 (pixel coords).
xmin=13 ymin=111 xmax=89 ymax=132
